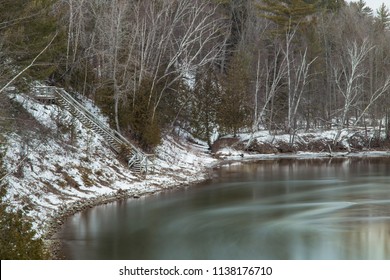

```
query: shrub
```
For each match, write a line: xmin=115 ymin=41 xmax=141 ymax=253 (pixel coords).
xmin=0 ymin=153 xmax=47 ymax=259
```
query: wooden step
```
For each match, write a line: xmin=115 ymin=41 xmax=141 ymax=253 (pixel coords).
xmin=51 ymin=87 xmax=152 ymax=173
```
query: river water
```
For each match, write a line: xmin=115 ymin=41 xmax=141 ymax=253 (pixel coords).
xmin=57 ymin=157 xmax=390 ymax=259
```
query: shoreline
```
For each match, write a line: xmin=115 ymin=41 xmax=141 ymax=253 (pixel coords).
xmin=43 ymin=173 xmax=211 ymax=259
xmin=214 ymin=150 xmax=390 ymax=166
xmin=43 ymin=149 xmax=390 ymax=259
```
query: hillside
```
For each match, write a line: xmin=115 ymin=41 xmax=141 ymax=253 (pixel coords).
xmin=1 ymin=91 xmax=216 ymax=239
xmin=1 ymin=1 xmax=390 ymax=259
xmin=3 ymin=87 xmax=390 ymax=240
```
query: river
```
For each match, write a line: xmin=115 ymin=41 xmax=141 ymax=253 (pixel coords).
xmin=56 ymin=157 xmax=390 ymax=259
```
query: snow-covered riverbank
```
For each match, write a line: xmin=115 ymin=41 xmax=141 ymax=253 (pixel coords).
xmin=2 ymin=92 xmax=390 ymax=259
xmin=1 ymin=94 xmax=216 ymax=241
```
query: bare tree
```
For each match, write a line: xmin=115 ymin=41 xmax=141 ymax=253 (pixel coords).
xmin=246 ymin=45 xmax=288 ymax=148
xmin=73 ymin=0 xmax=226 ymax=134
xmin=134 ymin=0 xmax=227 ymax=122
xmin=62 ymin=0 xmax=88 ymax=72
xmin=333 ymin=39 xmax=373 ymax=143
xmin=283 ymin=27 xmax=317 ymax=141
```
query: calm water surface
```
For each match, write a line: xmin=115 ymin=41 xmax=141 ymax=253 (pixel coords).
xmin=57 ymin=157 xmax=390 ymax=259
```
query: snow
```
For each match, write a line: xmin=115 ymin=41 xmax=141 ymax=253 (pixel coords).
xmin=2 ymin=90 xmax=390 ymax=238
xmin=2 ymin=92 xmax=217 ymax=237
xmin=211 ymin=125 xmax=390 ymax=162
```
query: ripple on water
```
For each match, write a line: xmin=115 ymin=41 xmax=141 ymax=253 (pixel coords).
xmin=58 ymin=157 xmax=390 ymax=259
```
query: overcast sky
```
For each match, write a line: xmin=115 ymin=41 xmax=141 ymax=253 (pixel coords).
xmin=361 ymin=0 xmax=388 ymax=12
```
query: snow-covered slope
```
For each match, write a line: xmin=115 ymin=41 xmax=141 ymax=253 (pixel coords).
xmin=2 ymin=91 xmax=389 ymax=239
xmin=1 ymin=93 xmax=216 ymax=237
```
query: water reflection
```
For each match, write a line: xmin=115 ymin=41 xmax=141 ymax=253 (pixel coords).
xmin=57 ymin=157 xmax=390 ymax=259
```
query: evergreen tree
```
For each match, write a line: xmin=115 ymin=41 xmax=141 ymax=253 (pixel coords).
xmin=350 ymin=0 xmax=373 ymax=17
xmin=125 ymin=77 xmax=162 ymax=150
xmin=0 ymin=144 xmax=47 ymax=260
xmin=257 ymin=0 xmax=317 ymax=32
xmin=190 ymin=68 xmax=220 ymax=146
xmin=375 ymin=3 xmax=390 ymax=30
xmin=217 ymin=52 xmax=252 ymax=136
xmin=315 ymin=0 xmax=346 ymax=12
xmin=0 ymin=200 xmax=47 ymax=259
xmin=214 ymin=0 xmax=250 ymax=72
xmin=1 ymin=0 xmax=66 ymax=82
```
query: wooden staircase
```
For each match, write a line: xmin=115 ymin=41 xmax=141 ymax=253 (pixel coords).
xmin=34 ymin=86 xmax=152 ymax=174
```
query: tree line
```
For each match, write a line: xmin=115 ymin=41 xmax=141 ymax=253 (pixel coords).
xmin=1 ymin=0 xmax=390 ymax=149
xmin=1 ymin=0 xmax=390 ymax=260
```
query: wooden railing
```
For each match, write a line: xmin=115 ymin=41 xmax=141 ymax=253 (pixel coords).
xmin=34 ymin=86 xmax=153 ymax=174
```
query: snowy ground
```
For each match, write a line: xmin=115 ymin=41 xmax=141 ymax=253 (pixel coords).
xmin=214 ymin=127 xmax=390 ymax=160
xmin=1 ymin=93 xmax=216 ymax=237
xmin=2 ymin=91 xmax=390 ymax=239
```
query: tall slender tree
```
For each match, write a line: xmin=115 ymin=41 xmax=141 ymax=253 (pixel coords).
xmin=375 ymin=3 xmax=390 ymax=30
xmin=217 ymin=51 xmax=252 ymax=136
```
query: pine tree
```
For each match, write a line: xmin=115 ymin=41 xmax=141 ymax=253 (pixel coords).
xmin=375 ymin=3 xmax=390 ymax=30
xmin=350 ymin=0 xmax=373 ymax=17
xmin=1 ymin=0 xmax=66 ymax=82
xmin=0 ymin=145 xmax=47 ymax=260
xmin=0 ymin=201 xmax=47 ymax=259
xmin=315 ymin=0 xmax=346 ymax=12
xmin=191 ymin=68 xmax=220 ymax=146
xmin=257 ymin=0 xmax=317 ymax=33
xmin=214 ymin=0 xmax=250 ymax=72
xmin=217 ymin=52 xmax=252 ymax=136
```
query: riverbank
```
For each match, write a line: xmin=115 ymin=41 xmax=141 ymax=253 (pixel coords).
xmin=4 ymin=92 xmax=390 ymax=259
xmin=51 ymin=154 xmax=390 ymax=260
xmin=44 ymin=174 xmax=211 ymax=259
xmin=46 ymin=146 xmax=390 ymax=259
xmin=1 ymin=93 xmax=218 ymax=259
xmin=42 ymin=127 xmax=390 ymax=259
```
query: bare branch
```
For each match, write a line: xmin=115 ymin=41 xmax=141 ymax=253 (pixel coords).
xmin=0 ymin=33 xmax=58 ymax=94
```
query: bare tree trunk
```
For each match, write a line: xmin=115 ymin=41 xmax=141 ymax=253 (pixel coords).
xmin=333 ymin=39 xmax=374 ymax=143
xmin=283 ymin=27 xmax=316 ymax=142
xmin=245 ymin=46 xmax=287 ymax=148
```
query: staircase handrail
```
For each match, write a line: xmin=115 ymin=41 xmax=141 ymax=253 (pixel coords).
xmin=34 ymin=86 xmax=154 ymax=172
xmin=54 ymin=88 xmax=146 ymax=158
xmin=55 ymin=88 xmax=124 ymax=145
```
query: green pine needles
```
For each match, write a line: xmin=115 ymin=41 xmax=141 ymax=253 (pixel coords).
xmin=0 ymin=140 xmax=47 ymax=260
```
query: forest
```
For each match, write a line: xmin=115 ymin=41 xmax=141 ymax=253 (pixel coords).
xmin=1 ymin=0 xmax=390 ymax=150
xmin=1 ymin=0 xmax=390 ymax=260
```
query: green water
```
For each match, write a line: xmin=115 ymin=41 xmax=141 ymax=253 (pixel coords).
xmin=57 ymin=157 xmax=390 ymax=259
